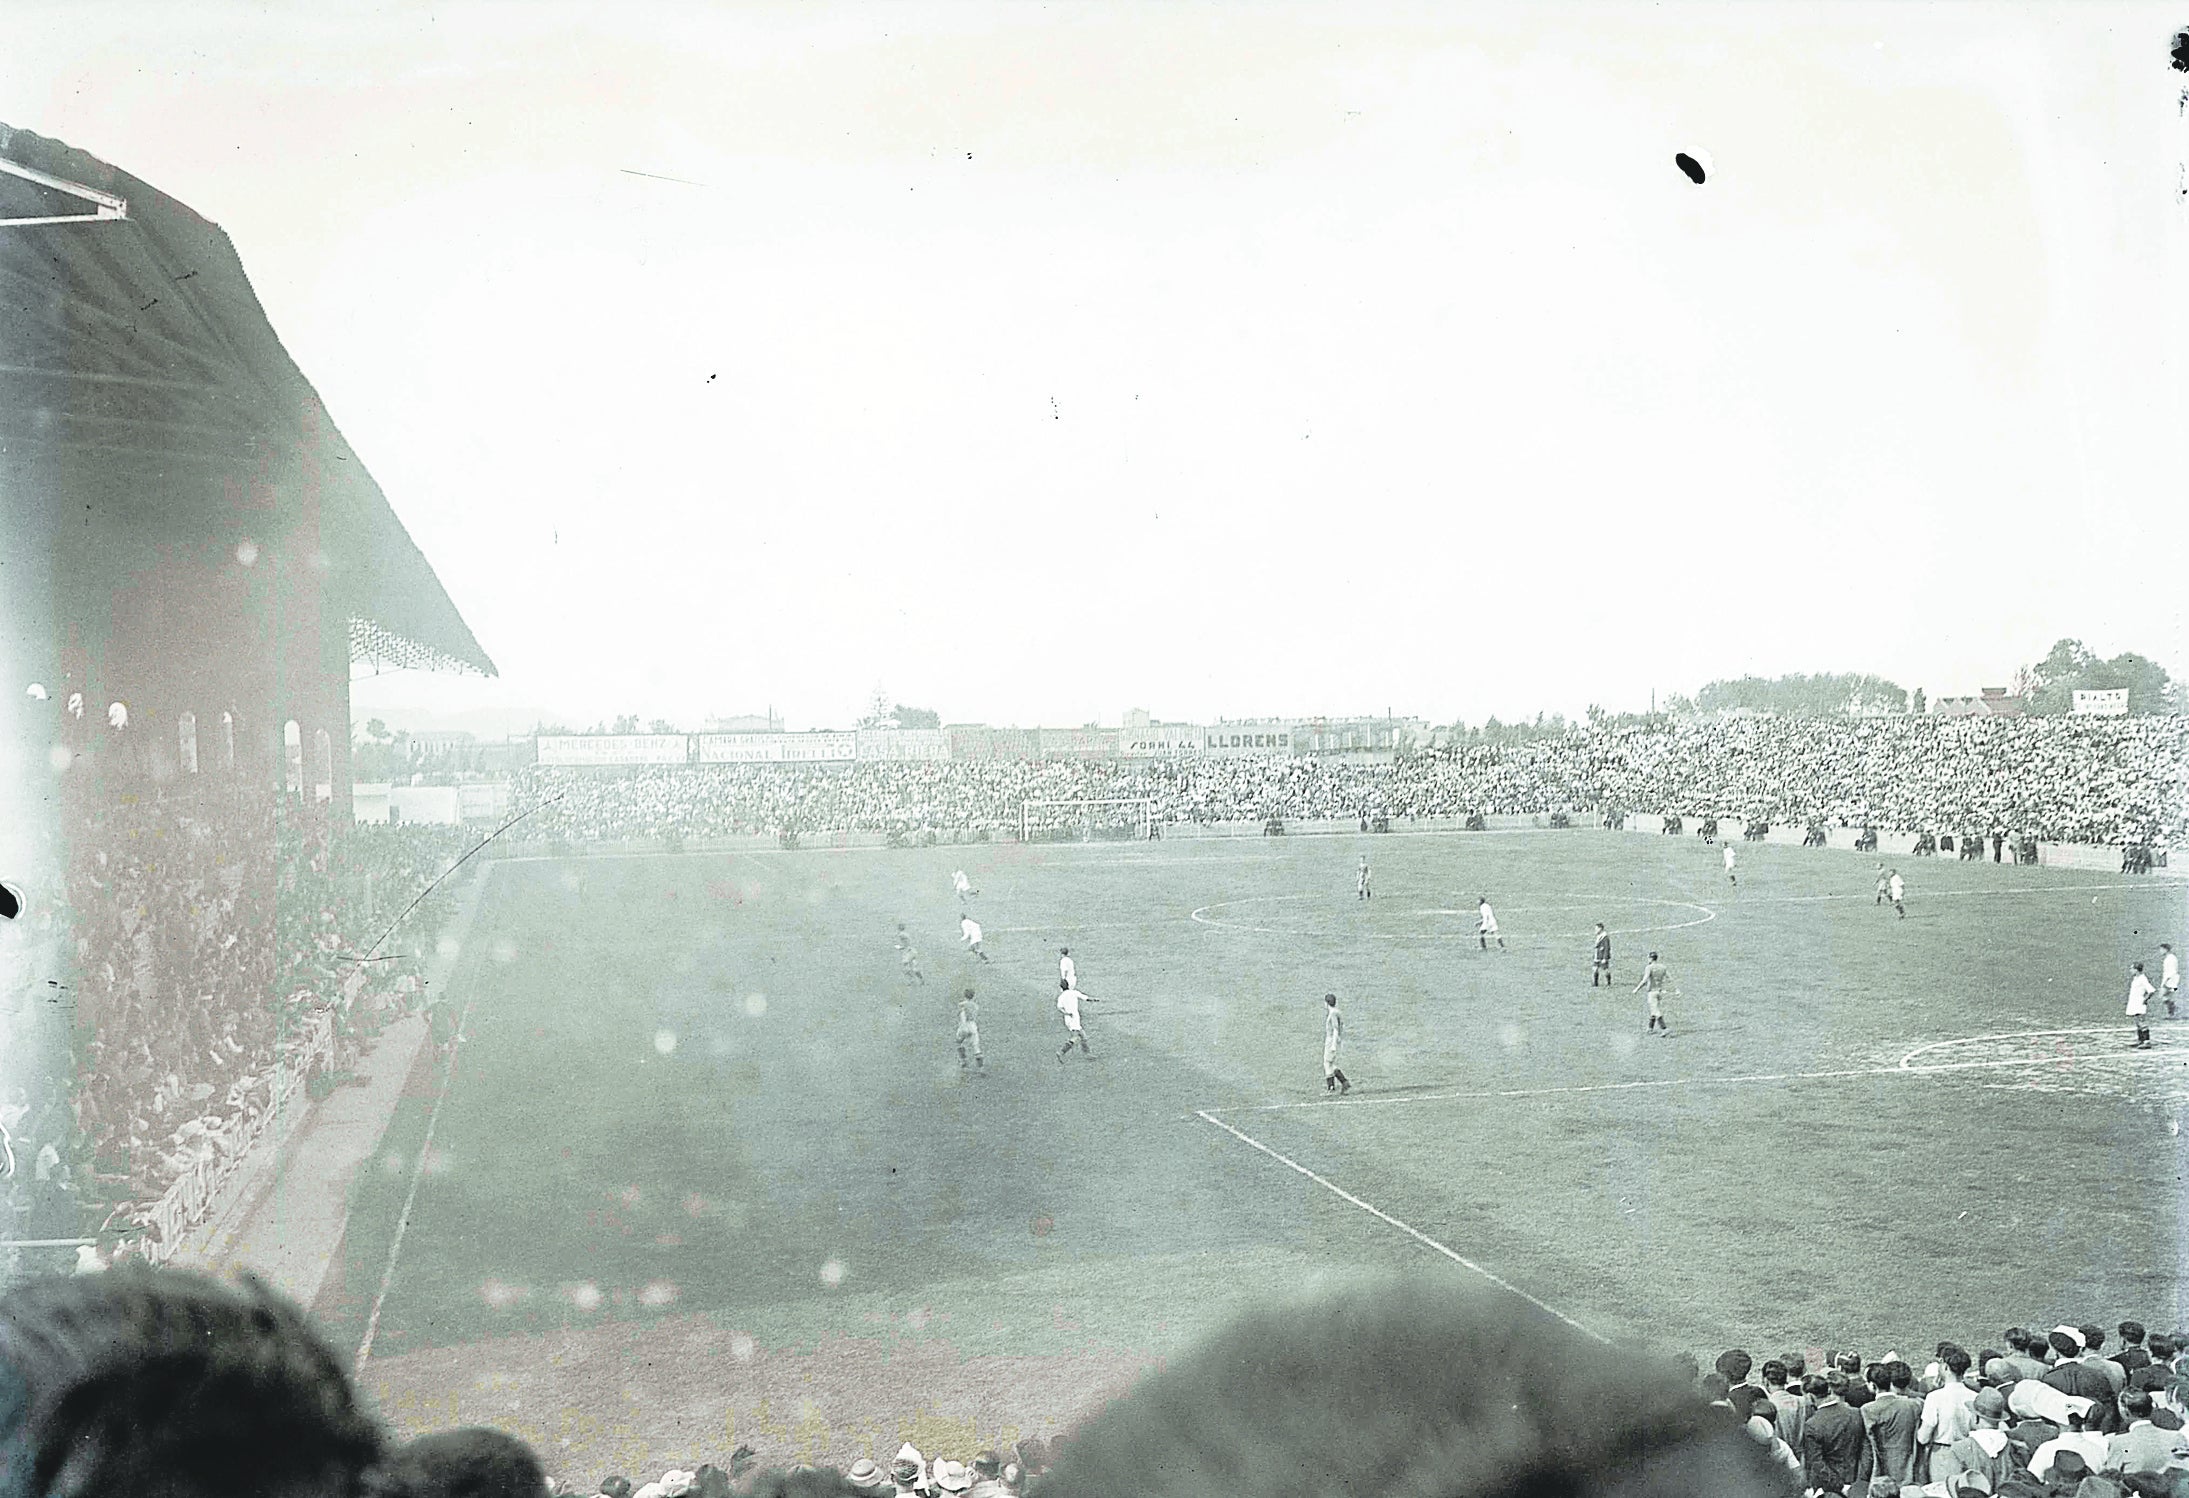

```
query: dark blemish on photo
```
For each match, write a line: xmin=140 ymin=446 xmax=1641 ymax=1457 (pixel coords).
xmin=1674 ymin=152 xmax=1706 ymax=185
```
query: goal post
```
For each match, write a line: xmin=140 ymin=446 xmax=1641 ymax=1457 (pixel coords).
xmin=1021 ymin=797 xmax=1156 ymax=843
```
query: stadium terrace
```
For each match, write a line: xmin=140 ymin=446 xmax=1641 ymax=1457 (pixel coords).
xmin=510 ymin=714 xmax=2188 ymax=852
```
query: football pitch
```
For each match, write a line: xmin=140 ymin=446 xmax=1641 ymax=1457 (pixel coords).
xmin=318 ymin=829 xmax=2189 ymax=1473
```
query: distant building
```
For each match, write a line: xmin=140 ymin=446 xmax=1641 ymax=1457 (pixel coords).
xmin=406 ymin=729 xmax=477 ymax=756
xmin=1933 ymin=687 xmax=2024 ymax=718
xmin=1296 ymin=716 xmax=1424 ymax=753
xmin=704 ymin=712 xmax=784 ymax=733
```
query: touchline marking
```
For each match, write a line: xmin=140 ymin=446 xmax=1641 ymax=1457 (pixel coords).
xmin=1211 ymin=1034 xmax=2189 ymax=1115
xmin=1193 ymin=1108 xmax=1610 ymax=1345
xmin=354 ymin=990 xmax=479 ymax=1375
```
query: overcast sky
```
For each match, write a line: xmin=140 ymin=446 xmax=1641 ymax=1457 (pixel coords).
xmin=8 ymin=2 xmax=2185 ymax=733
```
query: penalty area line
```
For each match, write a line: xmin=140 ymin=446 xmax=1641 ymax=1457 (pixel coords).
xmin=1192 ymin=1108 xmax=1610 ymax=1346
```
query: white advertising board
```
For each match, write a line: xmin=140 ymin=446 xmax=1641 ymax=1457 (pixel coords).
xmin=537 ymin=735 xmax=689 ymax=766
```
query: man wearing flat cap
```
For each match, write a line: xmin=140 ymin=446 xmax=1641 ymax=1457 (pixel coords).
xmin=1929 ymin=1387 xmax=2021 ymax=1491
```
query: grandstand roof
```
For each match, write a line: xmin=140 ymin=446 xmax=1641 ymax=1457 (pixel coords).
xmin=0 ymin=123 xmax=495 ymax=678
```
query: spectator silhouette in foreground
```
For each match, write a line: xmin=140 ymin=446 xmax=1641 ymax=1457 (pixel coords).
xmin=379 ymin=1427 xmax=548 ymax=1498
xmin=0 ymin=1264 xmax=387 ymax=1498
xmin=1030 ymin=1277 xmax=1797 ymax=1497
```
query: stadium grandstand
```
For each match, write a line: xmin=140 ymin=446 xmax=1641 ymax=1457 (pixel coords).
xmin=508 ymin=714 xmax=2186 ymax=855
xmin=1 ymin=124 xmax=494 ymax=1280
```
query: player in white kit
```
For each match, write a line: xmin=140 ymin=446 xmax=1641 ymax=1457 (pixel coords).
xmin=1059 ymin=947 xmax=1076 ymax=989
xmin=1056 ymin=977 xmax=1096 ymax=1062
xmin=1477 ymin=896 xmax=1506 ymax=952
xmin=2128 ymin=963 xmax=2156 ymax=1049
xmin=1722 ymin=844 xmax=1737 ymax=886
xmin=1321 ymin=992 xmax=1351 ymax=1093
xmin=960 ymin=915 xmax=989 ymax=962
xmin=952 ymin=869 xmax=975 ymax=902
xmin=1887 ymin=870 xmax=1905 ymax=919
xmin=2162 ymin=943 xmax=2179 ymax=1019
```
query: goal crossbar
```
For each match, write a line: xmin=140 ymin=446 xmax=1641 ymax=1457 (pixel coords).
xmin=1021 ymin=797 xmax=1155 ymax=842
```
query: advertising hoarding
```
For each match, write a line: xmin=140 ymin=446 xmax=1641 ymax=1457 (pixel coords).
xmin=1119 ymin=723 xmax=1203 ymax=757
xmin=855 ymin=729 xmax=952 ymax=761
xmin=537 ymin=734 xmax=689 ymax=766
xmin=695 ymin=732 xmax=858 ymax=763
xmin=1200 ymin=721 xmax=1297 ymax=757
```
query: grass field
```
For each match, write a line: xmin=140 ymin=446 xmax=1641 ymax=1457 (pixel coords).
xmin=317 ymin=829 xmax=2189 ymax=1477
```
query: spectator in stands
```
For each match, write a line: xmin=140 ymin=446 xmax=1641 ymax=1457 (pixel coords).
xmin=1994 ymin=1330 xmax=2051 ymax=1385
xmin=2103 ymin=1388 xmax=2189 ymax=1479
xmin=2029 ymin=1409 xmax=2111 ymax=1481
xmin=886 ymin=1444 xmax=924 ymax=1495
xmin=1919 ymin=1346 xmax=1980 ymax=1476
xmin=965 ymin=1451 xmax=1010 ymax=1497
xmin=0 ymin=1264 xmax=386 ymax=1498
xmin=1927 ymin=1386 xmax=2020 ymax=1490
xmin=841 ymin=1459 xmax=891 ymax=1496
xmin=1803 ymin=1372 xmax=1868 ymax=1495
xmin=1716 ymin=1348 xmax=1765 ymax=1417
xmin=2077 ymin=1325 xmax=2130 ymax=1397
xmin=1762 ymin=1358 xmax=1805 ymax=1453
xmin=1700 ymin=1370 xmax=1737 ymax=1417
xmin=2046 ymin=1328 xmax=2117 ymax=1402
xmin=1866 ymin=1360 xmax=1925 ymax=1486
xmin=1030 ymin=1278 xmax=1791 ymax=1497
xmin=1743 ymin=1411 xmax=1802 ymax=1478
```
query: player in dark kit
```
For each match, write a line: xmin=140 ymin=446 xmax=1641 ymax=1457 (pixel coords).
xmin=1590 ymin=923 xmax=1613 ymax=987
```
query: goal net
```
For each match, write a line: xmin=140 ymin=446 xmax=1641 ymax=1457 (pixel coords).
xmin=1021 ymin=798 xmax=1156 ymax=843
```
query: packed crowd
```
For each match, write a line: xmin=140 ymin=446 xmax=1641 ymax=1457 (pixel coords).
xmin=6 ymin=782 xmax=473 ymax=1251
xmin=1688 ymin=1316 xmax=2189 ymax=1495
xmin=512 ymin=714 xmax=2188 ymax=849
